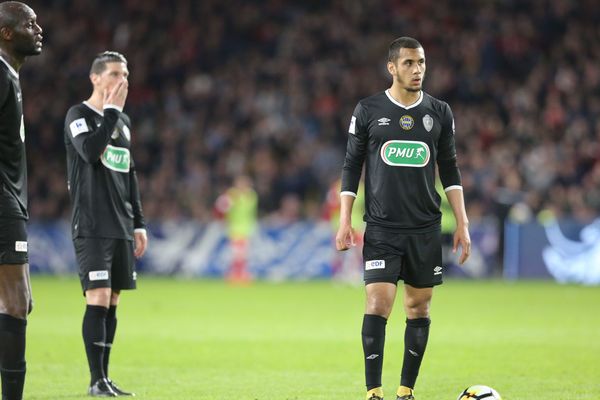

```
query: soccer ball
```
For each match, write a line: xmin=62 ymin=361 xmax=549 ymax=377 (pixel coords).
xmin=457 ymin=385 xmax=502 ymax=400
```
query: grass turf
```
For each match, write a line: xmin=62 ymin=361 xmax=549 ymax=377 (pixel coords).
xmin=24 ymin=277 xmax=600 ymax=399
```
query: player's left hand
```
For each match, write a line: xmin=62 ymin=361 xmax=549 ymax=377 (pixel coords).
xmin=453 ymin=224 xmax=471 ymax=265
xmin=134 ymin=230 xmax=148 ymax=258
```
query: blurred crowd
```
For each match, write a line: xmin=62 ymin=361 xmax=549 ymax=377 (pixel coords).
xmin=20 ymin=0 xmax=600 ymax=225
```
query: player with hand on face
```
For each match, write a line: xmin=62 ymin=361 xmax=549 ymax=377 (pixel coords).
xmin=64 ymin=51 xmax=147 ymax=397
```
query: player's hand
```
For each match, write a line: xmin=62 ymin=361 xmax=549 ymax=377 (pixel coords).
xmin=453 ymin=223 xmax=471 ymax=265
xmin=103 ymin=80 xmax=128 ymax=110
xmin=134 ymin=229 xmax=148 ymax=258
xmin=335 ymin=223 xmax=356 ymax=251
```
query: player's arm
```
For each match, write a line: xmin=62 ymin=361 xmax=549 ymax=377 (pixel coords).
xmin=337 ymin=102 xmax=368 ymax=251
xmin=437 ymin=103 xmax=471 ymax=264
xmin=65 ymin=81 xmax=128 ymax=163
xmin=124 ymin=114 xmax=147 ymax=258
xmin=336 ymin=194 xmax=356 ymax=250
xmin=129 ymin=156 xmax=147 ymax=258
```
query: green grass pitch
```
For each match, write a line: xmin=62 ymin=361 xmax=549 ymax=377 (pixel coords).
xmin=25 ymin=277 xmax=600 ymax=399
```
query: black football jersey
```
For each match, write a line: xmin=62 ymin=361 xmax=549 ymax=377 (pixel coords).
xmin=341 ymin=90 xmax=460 ymax=232
xmin=0 ymin=57 xmax=28 ymax=220
xmin=64 ymin=102 xmax=145 ymax=240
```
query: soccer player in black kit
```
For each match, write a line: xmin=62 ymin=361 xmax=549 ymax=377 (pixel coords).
xmin=64 ymin=51 xmax=147 ymax=397
xmin=0 ymin=2 xmax=41 ymax=400
xmin=336 ymin=37 xmax=471 ymax=400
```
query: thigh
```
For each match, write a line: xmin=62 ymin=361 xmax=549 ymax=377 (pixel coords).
xmin=111 ymin=239 xmax=137 ymax=291
xmin=0 ymin=263 xmax=31 ymax=319
xmin=0 ymin=218 xmax=28 ymax=265
xmin=362 ymin=228 xmax=404 ymax=285
xmin=403 ymin=229 xmax=443 ymax=288
xmin=74 ymin=237 xmax=114 ymax=292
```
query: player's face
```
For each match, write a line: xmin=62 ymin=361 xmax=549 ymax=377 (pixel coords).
xmin=388 ymin=47 xmax=426 ymax=92
xmin=95 ymin=62 xmax=129 ymax=92
xmin=11 ymin=6 xmax=43 ymax=56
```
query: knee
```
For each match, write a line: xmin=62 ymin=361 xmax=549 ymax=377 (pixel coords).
xmin=404 ymin=298 xmax=431 ymax=319
xmin=110 ymin=291 xmax=120 ymax=306
xmin=366 ymin=296 xmax=394 ymax=318
xmin=85 ymin=288 xmax=112 ymax=307
xmin=6 ymin=305 xmax=29 ymax=320
xmin=0 ymin=294 xmax=31 ymax=320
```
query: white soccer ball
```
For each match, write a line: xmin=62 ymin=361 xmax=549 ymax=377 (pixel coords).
xmin=457 ymin=385 xmax=502 ymax=400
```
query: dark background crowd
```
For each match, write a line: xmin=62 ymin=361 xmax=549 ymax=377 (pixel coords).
xmin=20 ymin=0 xmax=600 ymax=226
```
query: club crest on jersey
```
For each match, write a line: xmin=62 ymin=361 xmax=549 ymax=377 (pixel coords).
xmin=399 ymin=115 xmax=414 ymax=130
xmin=423 ymin=114 xmax=433 ymax=132
xmin=380 ymin=140 xmax=430 ymax=167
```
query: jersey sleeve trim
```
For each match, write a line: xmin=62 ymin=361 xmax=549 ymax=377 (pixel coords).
xmin=340 ymin=191 xmax=357 ymax=198
xmin=444 ymin=185 xmax=463 ymax=192
xmin=104 ymin=104 xmax=123 ymax=113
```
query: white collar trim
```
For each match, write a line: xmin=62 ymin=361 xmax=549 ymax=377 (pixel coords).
xmin=83 ymin=101 xmax=103 ymax=116
xmin=0 ymin=56 xmax=19 ymax=79
xmin=385 ymin=89 xmax=423 ymax=110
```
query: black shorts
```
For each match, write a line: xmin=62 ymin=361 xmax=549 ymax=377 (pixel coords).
xmin=74 ymin=237 xmax=137 ymax=292
xmin=362 ymin=226 xmax=443 ymax=288
xmin=0 ymin=218 xmax=28 ymax=265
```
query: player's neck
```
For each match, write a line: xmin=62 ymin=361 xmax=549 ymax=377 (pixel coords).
xmin=86 ymin=93 xmax=104 ymax=111
xmin=388 ymin=85 xmax=421 ymax=107
xmin=0 ymin=49 xmax=23 ymax=72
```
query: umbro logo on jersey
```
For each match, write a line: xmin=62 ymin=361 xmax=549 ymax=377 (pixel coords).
xmin=378 ymin=117 xmax=390 ymax=126
xmin=366 ymin=354 xmax=379 ymax=360
xmin=434 ymin=266 xmax=443 ymax=275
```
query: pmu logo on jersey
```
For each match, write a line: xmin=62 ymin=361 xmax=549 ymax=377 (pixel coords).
xmin=101 ymin=145 xmax=130 ymax=173
xmin=380 ymin=140 xmax=430 ymax=167
xmin=399 ymin=115 xmax=414 ymax=130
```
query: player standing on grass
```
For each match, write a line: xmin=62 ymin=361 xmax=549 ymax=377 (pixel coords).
xmin=336 ymin=37 xmax=470 ymax=400
xmin=0 ymin=2 xmax=41 ymax=399
xmin=64 ymin=51 xmax=147 ymax=397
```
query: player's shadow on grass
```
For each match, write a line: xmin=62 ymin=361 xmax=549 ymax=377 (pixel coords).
xmin=29 ymin=394 xmax=92 ymax=399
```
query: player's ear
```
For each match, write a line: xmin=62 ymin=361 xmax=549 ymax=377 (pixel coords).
xmin=387 ymin=61 xmax=396 ymax=76
xmin=0 ymin=27 xmax=13 ymax=41
xmin=89 ymin=73 xmax=100 ymax=86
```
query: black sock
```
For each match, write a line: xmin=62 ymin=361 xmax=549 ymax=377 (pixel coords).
xmin=103 ymin=306 xmax=117 ymax=379
xmin=82 ymin=305 xmax=108 ymax=385
xmin=362 ymin=314 xmax=387 ymax=391
xmin=0 ymin=314 xmax=27 ymax=400
xmin=401 ymin=318 xmax=431 ymax=389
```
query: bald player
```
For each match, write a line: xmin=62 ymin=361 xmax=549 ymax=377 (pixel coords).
xmin=0 ymin=2 xmax=42 ymax=400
